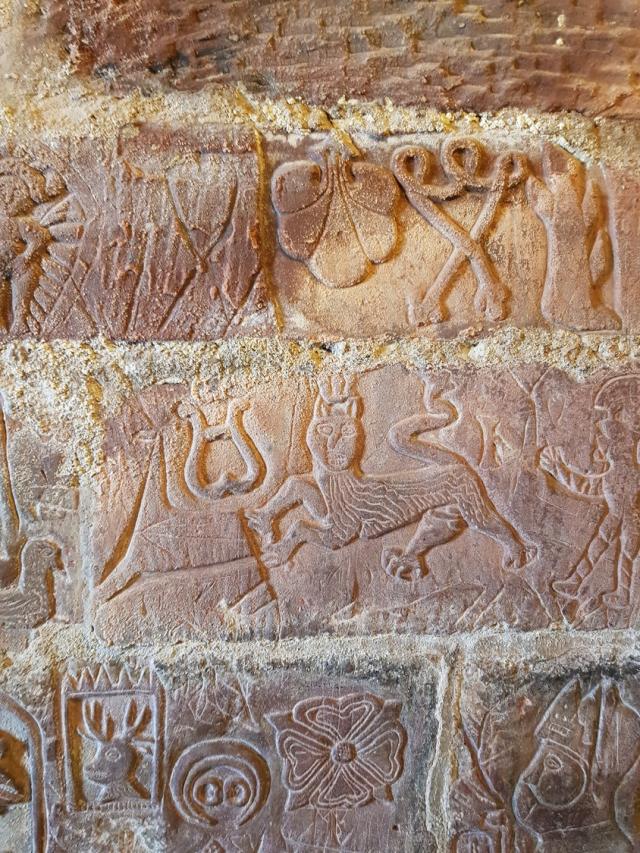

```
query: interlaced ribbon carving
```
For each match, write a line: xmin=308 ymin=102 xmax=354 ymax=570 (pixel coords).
xmin=392 ymin=138 xmax=528 ymax=324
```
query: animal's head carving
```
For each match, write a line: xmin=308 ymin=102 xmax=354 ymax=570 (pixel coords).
xmin=81 ymin=698 xmax=151 ymax=797
xmin=307 ymin=375 xmax=363 ymax=472
xmin=513 ymin=677 xmax=640 ymax=847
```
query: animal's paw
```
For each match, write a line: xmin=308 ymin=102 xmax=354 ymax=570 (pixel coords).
xmin=245 ymin=510 xmax=274 ymax=543
xmin=502 ymin=541 xmax=537 ymax=572
xmin=382 ymin=548 xmax=426 ymax=582
xmin=261 ymin=542 xmax=292 ymax=569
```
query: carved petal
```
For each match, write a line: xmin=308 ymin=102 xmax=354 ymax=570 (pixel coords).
xmin=344 ymin=161 xmax=399 ymax=264
xmin=271 ymin=160 xmax=330 ymax=261
xmin=272 ymin=155 xmax=398 ymax=288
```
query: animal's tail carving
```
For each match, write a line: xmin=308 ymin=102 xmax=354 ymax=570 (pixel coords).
xmin=388 ymin=372 xmax=466 ymax=467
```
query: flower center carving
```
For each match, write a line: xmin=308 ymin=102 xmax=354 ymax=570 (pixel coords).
xmin=331 ymin=741 xmax=357 ymax=764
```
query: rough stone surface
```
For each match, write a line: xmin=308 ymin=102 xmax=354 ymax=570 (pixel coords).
xmin=2 ymin=2 xmax=640 ymax=851
xmin=85 ymin=363 xmax=640 ymax=643
xmin=450 ymin=634 xmax=640 ymax=852
xmin=33 ymin=1 xmax=640 ymax=117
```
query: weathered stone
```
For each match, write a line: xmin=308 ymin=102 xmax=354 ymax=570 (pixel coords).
xmin=0 ymin=128 xmax=268 ymax=340
xmin=0 ymin=643 xmax=437 ymax=851
xmin=450 ymin=640 xmax=640 ymax=852
xmin=2 ymin=131 xmax=640 ymax=339
xmin=0 ymin=390 xmax=78 ymax=644
xmin=89 ymin=363 xmax=640 ymax=642
xmin=0 ymin=692 xmax=48 ymax=852
xmin=4 ymin=1 xmax=640 ymax=849
xmin=36 ymin=1 xmax=640 ymax=117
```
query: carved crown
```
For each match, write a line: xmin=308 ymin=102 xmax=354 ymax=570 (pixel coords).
xmin=62 ymin=662 xmax=159 ymax=696
xmin=314 ymin=374 xmax=359 ymax=418
xmin=317 ymin=374 xmax=357 ymax=404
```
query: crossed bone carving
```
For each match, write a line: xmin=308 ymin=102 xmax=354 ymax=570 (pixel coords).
xmin=392 ymin=138 xmax=528 ymax=325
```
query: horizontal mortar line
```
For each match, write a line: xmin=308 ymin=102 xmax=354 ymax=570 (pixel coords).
xmin=1 ymin=85 xmax=639 ymax=164
xmin=2 ymin=329 xmax=640 ymax=374
xmin=12 ymin=623 xmax=640 ymax=664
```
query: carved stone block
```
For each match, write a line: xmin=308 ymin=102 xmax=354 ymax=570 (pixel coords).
xmin=0 ymin=128 xmax=268 ymax=340
xmin=164 ymin=654 xmax=436 ymax=852
xmin=1 ymin=133 xmax=640 ymax=338
xmin=91 ymin=363 xmax=640 ymax=640
xmin=0 ymin=391 xmax=79 ymax=644
xmin=272 ymin=136 xmax=623 ymax=337
xmin=32 ymin=651 xmax=438 ymax=851
xmin=450 ymin=648 xmax=640 ymax=852
xmin=0 ymin=692 xmax=47 ymax=852
xmin=36 ymin=1 xmax=640 ymax=117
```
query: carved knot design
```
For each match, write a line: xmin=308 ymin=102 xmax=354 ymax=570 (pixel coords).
xmin=392 ymin=138 xmax=527 ymax=325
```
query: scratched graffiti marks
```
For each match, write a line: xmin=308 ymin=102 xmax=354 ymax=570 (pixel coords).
xmin=163 ymin=657 xmax=435 ymax=852
xmin=0 ymin=392 xmax=78 ymax=636
xmin=451 ymin=663 xmax=640 ymax=852
xmin=81 ymin=125 xmax=269 ymax=340
xmin=89 ymin=379 xmax=303 ymax=644
xmin=87 ymin=364 xmax=640 ymax=640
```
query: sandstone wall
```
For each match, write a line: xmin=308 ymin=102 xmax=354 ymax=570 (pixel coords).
xmin=0 ymin=1 xmax=639 ymax=851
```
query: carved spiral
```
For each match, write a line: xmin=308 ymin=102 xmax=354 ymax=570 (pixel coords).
xmin=169 ymin=739 xmax=270 ymax=829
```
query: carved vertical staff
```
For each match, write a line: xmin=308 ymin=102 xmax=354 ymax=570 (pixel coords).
xmin=0 ymin=395 xmax=21 ymax=585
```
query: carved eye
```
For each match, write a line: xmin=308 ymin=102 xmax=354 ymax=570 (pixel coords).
xmin=104 ymin=747 xmax=121 ymax=762
xmin=199 ymin=778 xmax=223 ymax=807
xmin=341 ymin=423 xmax=356 ymax=437
xmin=543 ymin=754 xmax=563 ymax=772
xmin=316 ymin=423 xmax=333 ymax=436
xmin=225 ymin=777 xmax=250 ymax=807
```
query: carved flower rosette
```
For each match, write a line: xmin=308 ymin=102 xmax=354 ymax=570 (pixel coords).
xmin=269 ymin=692 xmax=406 ymax=811
xmin=271 ymin=150 xmax=399 ymax=288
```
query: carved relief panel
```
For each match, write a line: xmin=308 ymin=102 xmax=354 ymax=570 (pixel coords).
xmin=451 ymin=652 xmax=640 ymax=852
xmin=163 ymin=656 xmax=434 ymax=852
xmin=0 ymin=127 xmax=269 ymax=341
xmin=60 ymin=663 xmax=164 ymax=814
xmin=0 ymin=131 xmax=638 ymax=339
xmin=0 ymin=390 xmax=79 ymax=642
xmin=270 ymin=134 xmax=624 ymax=338
xmin=43 ymin=652 xmax=437 ymax=851
xmin=90 ymin=364 xmax=640 ymax=641
xmin=0 ymin=692 xmax=47 ymax=852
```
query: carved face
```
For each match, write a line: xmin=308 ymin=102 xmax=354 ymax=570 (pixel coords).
xmin=513 ymin=742 xmax=589 ymax=833
xmin=306 ymin=397 xmax=362 ymax=471
xmin=86 ymin=739 xmax=136 ymax=786
xmin=192 ymin=765 xmax=253 ymax=825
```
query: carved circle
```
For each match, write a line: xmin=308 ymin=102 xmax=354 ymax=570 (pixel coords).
xmin=170 ymin=739 xmax=270 ymax=829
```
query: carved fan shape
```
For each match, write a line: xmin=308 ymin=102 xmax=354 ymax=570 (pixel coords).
xmin=272 ymin=152 xmax=399 ymax=288
xmin=29 ymin=194 xmax=85 ymax=335
xmin=167 ymin=157 xmax=237 ymax=261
